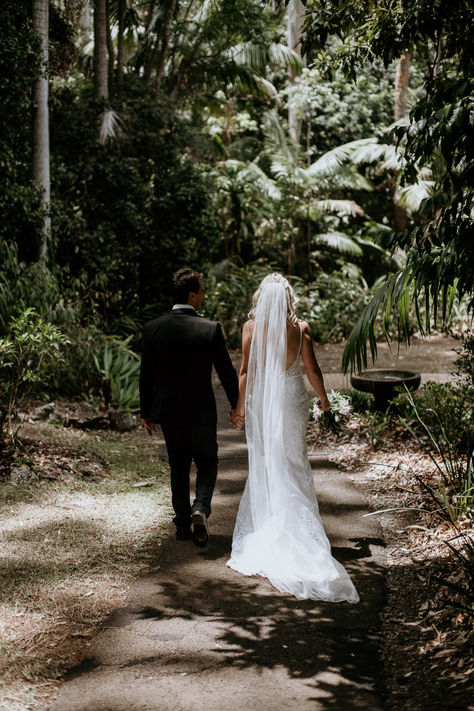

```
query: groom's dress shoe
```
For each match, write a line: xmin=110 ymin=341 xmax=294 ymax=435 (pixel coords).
xmin=175 ymin=525 xmax=191 ymax=541
xmin=191 ymin=511 xmax=209 ymax=548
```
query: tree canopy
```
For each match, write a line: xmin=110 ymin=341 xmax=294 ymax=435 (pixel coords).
xmin=0 ymin=0 xmax=472 ymax=370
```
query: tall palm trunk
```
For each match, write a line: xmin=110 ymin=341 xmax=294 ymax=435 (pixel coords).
xmin=32 ymin=0 xmax=51 ymax=262
xmin=156 ymin=0 xmax=177 ymax=90
xmin=78 ymin=0 xmax=93 ymax=52
xmin=94 ymin=0 xmax=109 ymax=99
xmin=393 ymin=52 xmax=410 ymax=232
xmin=117 ymin=0 xmax=126 ymax=90
xmin=394 ymin=52 xmax=410 ymax=121
xmin=105 ymin=0 xmax=115 ymax=95
xmin=287 ymin=0 xmax=304 ymax=144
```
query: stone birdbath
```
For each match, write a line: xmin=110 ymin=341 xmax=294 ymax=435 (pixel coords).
xmin=350 ymin=369 xmax=421 ymax=411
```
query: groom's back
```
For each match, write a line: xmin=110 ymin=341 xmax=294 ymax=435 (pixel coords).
xmin=141 ymin=310 xmax=218 ymax=424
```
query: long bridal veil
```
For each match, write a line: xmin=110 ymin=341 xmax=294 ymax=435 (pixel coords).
xmin=227 ymin=281 xmax=359 ymax=603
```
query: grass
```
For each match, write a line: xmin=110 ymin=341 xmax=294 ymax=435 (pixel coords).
xmin=0 ymin=422 xmax=171 ymax=711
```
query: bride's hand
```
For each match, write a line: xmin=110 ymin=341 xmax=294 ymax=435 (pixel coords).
xmin=229 ymin=409 xmax=245 ymax=429
xmin=320 ymin=397 xmax=331 ymax=412
xmin=233 ymin=414 xmax=245 ymax=430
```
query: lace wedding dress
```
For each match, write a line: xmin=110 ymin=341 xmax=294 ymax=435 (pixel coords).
xmin=227 ymin=283 xmax=359 ymax=603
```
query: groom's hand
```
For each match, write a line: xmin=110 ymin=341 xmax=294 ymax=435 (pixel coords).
xmin=229 ymin=408 xmax=245 ymax=430
xmin=142 ymin=418 xmax=157 ymax=436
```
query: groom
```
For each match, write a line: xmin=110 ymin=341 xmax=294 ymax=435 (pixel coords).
xmin=140 ymin=268 xmax=239 ymax=547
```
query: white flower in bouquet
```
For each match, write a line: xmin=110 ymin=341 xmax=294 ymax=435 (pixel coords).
xmin=311 ymin=390 xmax=351 ymax=433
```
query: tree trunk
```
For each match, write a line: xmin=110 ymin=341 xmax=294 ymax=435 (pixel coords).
xmin=433 ymin=34 xmax=442 ymax=78
xmin=156 ymin=0 xmax=177 ymax=91
xmin=287 ymin=0 xmax=304 ymax=144
xmin=117 ymin=0 xmax=125 ymax=90
xmin=105 ymin=0 xmax=115 ymax=95
xmin=393 ymin=52 xmax=410 ymax=231
xmin=394 ymin=52 xmax=410 ymax=121
xmin=32 ymin=0 xmax=51 ymax=262
xmin=94 ymin=0 xmax=109 ymax=99
xmin=79 ymin=0 xmax=93 ymax=53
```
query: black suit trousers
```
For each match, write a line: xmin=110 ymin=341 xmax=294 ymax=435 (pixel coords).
xmin=160 ymin=421 xmax=218 ymax=526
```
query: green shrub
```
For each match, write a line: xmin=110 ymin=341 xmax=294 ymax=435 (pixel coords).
xmin=400 ymin=389 xmax=474 ymax=525
xmin=202 ymin=261 xmax=374 ymax=348
xmin=453 ymin=329 xmax=474 ymax=387
xmin=345 ymin=388 xmax=374 ymax=414
xmin=201 ymin=259 xmax=278 ymax=348
xmin=0 ymin=308 xmax=67 ymax=447
xmin=363 ymin=411 xmax=391 ymax=449
xmin=93 ymin=337 xmax=140 ymax=413
xmin=298 ymin=268 xmax=374 ymax=343
xmin=396 ymin=381 xmax=474 ymax=455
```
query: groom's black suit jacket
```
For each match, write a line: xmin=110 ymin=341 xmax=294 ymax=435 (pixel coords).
xmin=139 ymin=308 xmax=239 ymax=425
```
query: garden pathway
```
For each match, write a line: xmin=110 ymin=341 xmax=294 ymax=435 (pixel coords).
xmin=48 ymin=382 xmax=386 ymax=711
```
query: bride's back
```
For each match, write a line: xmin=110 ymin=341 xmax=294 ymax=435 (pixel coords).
xmin=286 ymin=322 xmax=302 ymax=370
xmin=246 ymin=319 xmax=302 ymax=371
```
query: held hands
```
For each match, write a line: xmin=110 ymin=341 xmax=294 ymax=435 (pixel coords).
xmin=229 ymin=408 xmax=245 ymax=430
xmin=142 ymin=418 xmax=157 ymax=436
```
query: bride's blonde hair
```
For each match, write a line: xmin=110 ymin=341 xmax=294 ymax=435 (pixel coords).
xmin=249 ymin=273 xmax=298 ymax=324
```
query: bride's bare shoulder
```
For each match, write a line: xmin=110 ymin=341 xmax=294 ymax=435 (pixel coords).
xmin=290 ymin=319 xmax=310 ymax=331
xmin=242 ymin=319 xmax=254 ymax=338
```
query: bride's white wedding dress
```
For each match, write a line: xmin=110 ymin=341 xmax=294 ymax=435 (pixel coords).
xmin=227 ymin=283 xmax=359 ymax=603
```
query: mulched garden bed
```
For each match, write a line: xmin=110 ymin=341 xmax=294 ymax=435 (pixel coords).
xmin=308 ymin=419 xmax=474 ymax=711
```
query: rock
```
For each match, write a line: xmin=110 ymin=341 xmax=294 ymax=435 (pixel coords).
xmin=10 ymin=466 xmax=38 ymax=485
xmin=32 ymin=402 xmax=56 ymax=420
xmin=108 ymin=410 xmax=137 ymax=432
xmin=65 ymin=415 xmax=110 ymax=430
xmin=76 ymin=462 xmax=104 ymax=477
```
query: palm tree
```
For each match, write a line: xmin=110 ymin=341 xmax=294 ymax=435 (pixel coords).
xmin=32 ymin=0 xmax=51 ymax=262
xmin=214 ymin=159 xmax=281 ymax=257
xmin=263 ymin=111 xmax=377 ymax=275
xmin=134 ymin=0 xmax=301 ymax=103
xmin=394 ymin=53 xmax=410 ymax=121
xmin=318 ymin=134 xmax=464 ymax=374
xmin=393 ymin=52 xmax=410 ymax=231
xmin=94 ymin=0 xmax=109 ymax=99
xmin=287 ymin=0 xmax=305 ymax=143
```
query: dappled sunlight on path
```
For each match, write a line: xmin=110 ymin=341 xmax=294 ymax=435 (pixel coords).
xmin=48 ymin=388 xmax=386 ymax=711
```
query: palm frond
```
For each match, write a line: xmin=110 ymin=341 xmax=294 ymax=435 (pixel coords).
xmin=270 ymin=159 xmax=312 ymax=185
xmin=398 ymin=181 xmax=434 ymax=212
xmin=351 ymin=142 xmax=403 ymax=171
xmin=188 ymin=58 xmax=266 ymax=96
xmin=239 ymin=163 xmax=281 ymax=200
xmin=313 ymin=232 xmax=364 ymax=257
xmin=341 ymin=263 xmax=461 ymax=373
xmin=191 ymin=0 xmax=221 ymax=25
xmin=263 ymin=110 xmax=299 ymax=165
xmin=98 ymin=109 xmax=124 ymax=144
xmin=229 ymin=42 xmax=302 ymax=73
xmin=253 ymin=75 xmax=278 ymax=97
xmin=354 ymin=236 xmax=385 ymax=254
xmin=313 ymin=199 xmax=365 ymax=217
xmin=320 ymin=165 xmax=374 ymax=192
xmin=308 ymin=138 xmax=374 ymax=176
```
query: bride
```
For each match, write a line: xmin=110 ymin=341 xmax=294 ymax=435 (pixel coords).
xmin=227 ymin=273 xmax=359 ymax=603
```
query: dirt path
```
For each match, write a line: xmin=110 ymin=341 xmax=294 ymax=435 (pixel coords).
xmin=48 ymin=388 xmax=386 ymax=711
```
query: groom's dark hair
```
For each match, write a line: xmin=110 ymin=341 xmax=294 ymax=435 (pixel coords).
xmin=172 ymin=268 xmax=203 ymax=303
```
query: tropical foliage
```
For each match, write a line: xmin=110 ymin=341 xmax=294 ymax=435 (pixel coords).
xmin=0 ymin=0 xmax=472 ymax=390
xmin=302 ymin=0 xmax=474 ymax=370
xmin=0 ymin=309 xmax=67 ymax=448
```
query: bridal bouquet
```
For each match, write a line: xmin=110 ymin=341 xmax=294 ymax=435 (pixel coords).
xmin=311 ymin=389 xmax=351 ymax=434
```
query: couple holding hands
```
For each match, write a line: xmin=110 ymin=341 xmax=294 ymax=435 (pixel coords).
xmin=140 ymin=268 xmax=358 ymax=604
